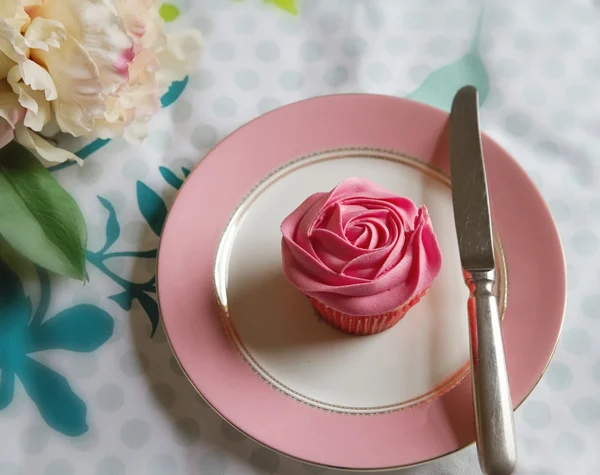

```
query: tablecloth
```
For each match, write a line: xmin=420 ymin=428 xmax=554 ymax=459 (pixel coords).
xmin=1 ymin=0 xmax=598 ymax=474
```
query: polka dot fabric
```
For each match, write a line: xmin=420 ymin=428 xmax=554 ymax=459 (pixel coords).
xmin=1 ymin=0 xmax=598 ymax=474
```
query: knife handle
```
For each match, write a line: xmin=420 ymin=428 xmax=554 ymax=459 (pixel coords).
xmin=466 ymin=270 xmax=517 ymax=475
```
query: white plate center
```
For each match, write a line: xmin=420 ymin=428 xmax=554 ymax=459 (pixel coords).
xmin=215 ymin=149 xmax=504 ymax=414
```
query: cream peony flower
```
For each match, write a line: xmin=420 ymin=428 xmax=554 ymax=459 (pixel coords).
xmin=0 ymin=0 xmax=202 ymax=163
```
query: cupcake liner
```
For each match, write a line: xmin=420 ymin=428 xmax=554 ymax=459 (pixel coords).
xmin=310 ymin=290 xmax=427 ymax=336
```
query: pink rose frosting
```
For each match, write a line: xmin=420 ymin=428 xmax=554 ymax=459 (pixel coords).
xmin=281 ymin=177 xmax=443 ymax=316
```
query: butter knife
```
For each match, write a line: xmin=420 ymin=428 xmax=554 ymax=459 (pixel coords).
xmin=449 ymin=85 xmax=517 ymax=475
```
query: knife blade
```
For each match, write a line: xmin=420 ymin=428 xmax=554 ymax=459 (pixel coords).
xmin=449 ymin=85 xmax=517 ymax=475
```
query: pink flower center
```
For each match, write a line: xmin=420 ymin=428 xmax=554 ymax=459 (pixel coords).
xmin=114 ymin=46 xmax=136 ymax=79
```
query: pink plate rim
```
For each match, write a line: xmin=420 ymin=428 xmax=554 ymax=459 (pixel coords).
xmin=157 ymin=94 xmax=566 ymax=471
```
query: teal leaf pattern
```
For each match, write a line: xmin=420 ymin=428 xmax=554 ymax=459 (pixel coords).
xmin=0 ymin=258 xmax=113 ymax=436
xmin=137 ymin=181 xmax=168 ymax=236
xmin=97 ymin=196 xmax=120 ymax=253
xmin=17 ymin=356 xmax=88 ymax=436
xmin=30 ymin=305 xmax=114 ymax=353
xmin=406 ymin=11 xmax=488 ymax=111
xmin=159 ymin=166 xmax=184 ymax=189
xmin=137 ymin=292 xmax=160 ymax=337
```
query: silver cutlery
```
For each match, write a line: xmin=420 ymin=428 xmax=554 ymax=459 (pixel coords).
xmin=449 ymin=85 xmax=517 ymax=475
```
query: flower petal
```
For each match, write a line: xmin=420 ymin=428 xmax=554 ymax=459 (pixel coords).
xmin=0 ymin=52 xmax=14 ymax=80
xmin=156 ymin=30 xmax=202 ymax=91
xmin=14 ymin=123 xmax=81 ymax=164
xmin=32 ymin=34 xmax=104 ymax=136
xmin=0 ymin=19 xmax=27 ymax=65
xmin=19 ymin=59 xmax=57 ymax=100
xmin=0 ymin=1 xmax=30 ymax=33
xmin=7 ymin=64 xmax=52 ymax=131
xmin=24 ymin=17 xmax=66 ymax=51
xmin=0 ymin=78 xmax=23 ymax=127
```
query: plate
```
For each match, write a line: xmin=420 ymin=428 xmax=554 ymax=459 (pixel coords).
xmin=157 ymin=94 xmax=566 ymax=470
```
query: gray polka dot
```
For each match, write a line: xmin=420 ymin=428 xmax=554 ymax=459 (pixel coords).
xmin=549 ymin=199 xmax=570 ymax=222
xmin=235 ymin=69 xmax=260 ymax=91
xmin=172 ymin=100 xmax=193 ymax=123
xmin=386 ymin=36 xmax=409 ymax=56
xmin=543 ymin=58 xmax=566 ymax=78
xmin=364 ymin=4 xmax=384 ymax=29
xmin=0 ymin=462 xmax=22 ymax=475
xmin=233 ymin=14 xmax=256 ymax=35
xmin=279 ymin=71 xmax=305 ymax=91
xmin=70 ymin=427 xmax=100 ymax=451
xmin=565 ymin=85 xmax=592 ymax=105
xmin=319 ymin=12 xmax=342 ymax=34
xmin=212 ymin=97 xmax=238 ymax=118
xmin=97 ymin=384 xmax=125 ymax=412
xmin=276 ymin=16 xmax=302 ymax=36
xmin=199 ymin=449 xmax=228 ymax=475
xmin=211 ymin=42 xmax=235 ymax=61
xmin=122 ymin=221 xmax=146 ymax=245
xmin=302 ymin=463 xmax=326 ymax=474
xmin=523 ymin=84 xmax=546 ymax=106
xmin=102 ymin=190 xmax=127 ymax=211
xmin=19 ymin=424 xmax=50 ymax=454
xmin=368 ymin=62 xmax=392 ymax=84
xmin=551 ymin=110 xmax=576 ymax=132
xmin=191 ymin=124 xmax=217 ymax=150
xmin=250 ymin=448 xmax=280 ymax=474
xmin=150 ymin=383 xmax=175 ymax=409
xmin=190 ymin=70 xmax=215 ymax=91
xmin=45 ymin=460 xmax=74 ymax=475
xmin=593 ymin=360 xmax=600 ymax=384
xmin=195 ymin=16 xmax=214 ymax=35
xmin=545 ymin=361 xmax=572 ymax=391
xmin=496 ymin=57 xmax=521 ymax=79
xmin=146 ymin=131 xmax=173 ymax=152
xmin=409 ymin=64 xmax=431 ymax=84
xmin=427 ymin=36 xmax=452 ymax=57
xmin=120 ymin=350 xmax=149 ymax=377
xmin=505 ymin=112 xmax=532 ymax=136
xmin=323 ymin=66 xmax=349 ymax=87
xmin=446 ymin=9 xmax=468 ymax=28
xmin=256 ymin=41 xmax=280 ymax=63
xmin=120 ymin=419 xmax=151 ymax=449
xmin=483 ymin=89 xmax=503 ymax=110
xmin=571 ymin=397 xmax=600 ymax=425
xmin=221 ymin=420 xmax=246 ymax=442
xmin=170 ymin=355 xmax=184 ymax=376
xmin=257 ymin=97 xmax=281 ymax=115
xmin=563 ymin=328 xmax=591 ymax=355
xmin=77 ymin=161 xmax=103 ymax=184
xmin=299 ymin=41 xmax=323 ymax=62
xmin=403 ymin=10 xmax=428 ymax=29
xmin=96 ymin=457 xmax=126 ymax=475
xmin=67 ymin=352 xmax=99 ymax=378
xmin=148 ymin=454 xmax=178 ymax=475
xmin=583 ymin=58 xmax=600 ymax=78
xmin=523 ymin=400 xmax=552 ymax=429
xmin=555 ymin=432 xmax=584 ymax=459
xmin=173 ymin=418 xmax=201 ymax=446
xmin=534 ymin=140 xmax=559 ymax=162
xmin=121 ymin=158 xmax=149 ymax=180
xmin=568 ymin=264 xmax=579 ymax=291
xmin=573 ymin=230 xmax=598 ymax=256
xmin=342 ymin=37 xmax=367 ymax=57
xmin=487 ymin=5 xmax=513 ymax=27
xmin=514 ymin=30 xmax=538 ymax=51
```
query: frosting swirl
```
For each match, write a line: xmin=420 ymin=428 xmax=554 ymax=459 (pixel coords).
xmin=281 ymin=177 xmax=442 ymax=316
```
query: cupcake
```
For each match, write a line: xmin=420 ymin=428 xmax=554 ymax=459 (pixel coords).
xmin=280 ymin=177 xmax=442 ymax=335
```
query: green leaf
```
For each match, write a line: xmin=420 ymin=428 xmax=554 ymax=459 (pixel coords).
xmin=159 ymin=166 xmax=183 ymax=190
xmin=0 ymin=142 xmax=87 ymax=280
xmin=265 ymin=0 xmax=298 ymax=15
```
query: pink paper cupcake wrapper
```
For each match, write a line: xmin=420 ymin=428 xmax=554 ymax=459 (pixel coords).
xmin=310 ymin=290 xmax=427 ymax=336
